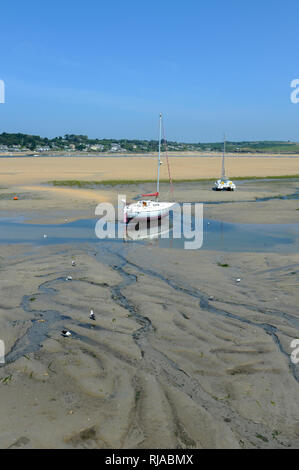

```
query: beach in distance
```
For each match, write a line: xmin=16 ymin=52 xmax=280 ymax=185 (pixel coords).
xmin=1 ymin=155 xmax=299 ymax=185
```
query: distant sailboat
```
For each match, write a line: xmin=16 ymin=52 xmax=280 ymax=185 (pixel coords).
xmin=213 ymin=135 xmax=236 ymax=191
xmin=124 ymin=114 xmax=175 ymax=221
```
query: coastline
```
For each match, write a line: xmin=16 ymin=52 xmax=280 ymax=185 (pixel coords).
xmin=1 ymin=150 xmax=299 ymax=158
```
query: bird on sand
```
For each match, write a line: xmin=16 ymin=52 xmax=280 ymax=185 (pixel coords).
xmin=61 ymin=330 xmax=71 ymax=337
xmin=90 ymin=309 xmax=96 ymax=321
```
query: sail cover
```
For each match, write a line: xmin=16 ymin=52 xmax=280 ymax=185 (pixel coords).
xmin=141 ymin=192 xmax=159 ymax=197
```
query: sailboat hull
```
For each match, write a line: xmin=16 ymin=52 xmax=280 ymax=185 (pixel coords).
xmin=213 ymin=178 xmax=236 ymax=191
xmin=213 ymin=187 xmax=235 ymax=191
xmin=124 ymin=201 xmax=175 ymax=222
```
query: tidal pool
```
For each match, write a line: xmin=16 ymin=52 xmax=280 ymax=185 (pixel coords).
xmin=0 ymin=216 xmax=298 ymax=253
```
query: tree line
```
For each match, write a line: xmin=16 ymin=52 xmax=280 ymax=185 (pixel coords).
xmin=0 ymin=132 xmax=298 ymax=153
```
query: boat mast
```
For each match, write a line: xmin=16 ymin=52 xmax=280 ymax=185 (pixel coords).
xmin=221 ymin=133 xmax=226 ymax=179
xmin=156 ymin=112 xmax=162 ymax=198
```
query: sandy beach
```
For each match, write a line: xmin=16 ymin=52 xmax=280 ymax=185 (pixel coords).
xmin=1 ymin=156 xmax=299 ymax=187
xmin=0 ymin=157 xmax=299 ymax=448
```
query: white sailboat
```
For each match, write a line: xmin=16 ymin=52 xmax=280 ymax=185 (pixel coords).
xmin=213 ymin=135 xmax=236 ymax=191
xmin=124 ymin=114 xmax=175 ymax=222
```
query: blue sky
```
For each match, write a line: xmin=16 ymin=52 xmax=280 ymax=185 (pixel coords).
xmin=1 ymin=0 xmax=299 ymax=142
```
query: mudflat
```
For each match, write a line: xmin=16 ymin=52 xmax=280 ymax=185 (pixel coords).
xmin=1 ymin=240 xmax=299 ymax=448
xmin=0 ymin=172 xmax=299 ymax=448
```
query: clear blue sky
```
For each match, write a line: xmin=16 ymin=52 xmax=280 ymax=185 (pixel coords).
xmin=1 ymin=0 xmax=299 ymax=142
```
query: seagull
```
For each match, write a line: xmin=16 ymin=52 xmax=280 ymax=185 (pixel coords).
xmin=66 ymin=276 xmax=72 ymax=281
xmin=90 ymin=309 xmax=96 ymax=321
xmin=71 ymin=260 xmax=76 ymax=266
xmin=61 ymin=330 xmax=71 ymax=337
xmin=43 ymin=234 xmax=47 ymax=238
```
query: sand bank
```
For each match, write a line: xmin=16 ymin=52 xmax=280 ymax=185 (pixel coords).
xmin=0 ymin=156 xmax=298 ymax=224
xmin=0 ymin=156 xmax=299 ymax=187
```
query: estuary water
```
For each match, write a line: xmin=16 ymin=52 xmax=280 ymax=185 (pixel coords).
xmin=0 ymin=216 xmax=298 ymax=253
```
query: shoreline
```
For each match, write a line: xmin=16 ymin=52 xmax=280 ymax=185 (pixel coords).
xmin=1 ymin=150 xmax=299 ymax=158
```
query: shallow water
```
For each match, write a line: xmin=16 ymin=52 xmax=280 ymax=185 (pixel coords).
xmin=0 ymin=216 xmax=298 ymax=253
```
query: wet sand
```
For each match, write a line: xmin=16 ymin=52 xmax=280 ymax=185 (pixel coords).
xmin=0 ymin=176 xmax=299 ymax=448
xmin=1 ymin=174 xmax=299 ymax=225
xmin=1 ymin=240 xmax=299 ymax=448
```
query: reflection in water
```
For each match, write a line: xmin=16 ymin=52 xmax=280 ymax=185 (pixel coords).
xmin=124 ymin=216 xmax=171 ymax=242
xmin=0 ymin=216 xmax=298 ymax=253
